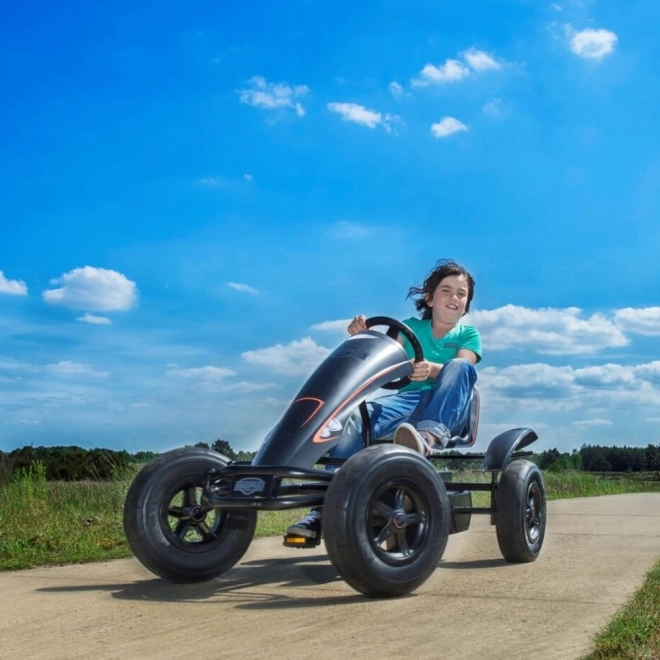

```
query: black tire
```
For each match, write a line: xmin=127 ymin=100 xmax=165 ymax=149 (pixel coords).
xmin=495 ymin=459 xmax=546 ymax=563
xmin=123 ymin=447 xmax=257 ymax=583
xmin=323 ymin=444 xmax=450 ymax=598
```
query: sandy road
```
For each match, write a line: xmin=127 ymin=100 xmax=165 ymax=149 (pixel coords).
xmin=1 ymin=493 xmax=659 ymax=660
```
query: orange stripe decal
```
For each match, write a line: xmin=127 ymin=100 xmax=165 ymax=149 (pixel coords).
xmin=293 ymin=397 xmax=325 ymax=427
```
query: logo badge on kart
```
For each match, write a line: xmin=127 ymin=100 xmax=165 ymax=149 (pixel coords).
xmin=335 ymin=346 xmax=368 ymax=360
xmin=233 ymin=477 xmax=266 ymax=496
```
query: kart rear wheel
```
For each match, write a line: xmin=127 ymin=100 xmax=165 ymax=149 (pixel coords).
xmin=495 ymin=459 xmax=546 ymax=563
xmin=123 ymin=447 xmax=257 ymax=583
xmin=323 ymin=444 xmax=450 ymax=598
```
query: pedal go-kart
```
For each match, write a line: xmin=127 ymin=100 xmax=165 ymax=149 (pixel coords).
xmin=124 ymin=317 xmax=546 ymax=598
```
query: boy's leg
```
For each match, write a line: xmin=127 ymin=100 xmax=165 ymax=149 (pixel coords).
xmin=325 ymin=391 xmax=422 ymax=459
xmin=284 ymin=392 xmax=421 ymax=546
xmin=395 ymin=358 xmax=477 ymax=453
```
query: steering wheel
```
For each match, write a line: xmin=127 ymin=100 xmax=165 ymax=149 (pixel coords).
xmin=364 ymin=316 xmax=424 ymax=390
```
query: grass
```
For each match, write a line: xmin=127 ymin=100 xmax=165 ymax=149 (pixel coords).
xmin=0 ymin=462 xmax=306 ymax=571
xmin=0 ymin=463 xmax=132 ymax=570
xmin=582 ymin=559 xmax=660 ymax=660
xmin=2 ymin=463 xmax=658 ymax=571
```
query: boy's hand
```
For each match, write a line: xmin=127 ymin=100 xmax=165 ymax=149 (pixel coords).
xmin=347 ymin=315 xmax=368 ymax=335
xmin=410 ymin=359 xmax=434 ymax=381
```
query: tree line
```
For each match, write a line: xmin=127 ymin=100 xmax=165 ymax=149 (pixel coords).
xmin=1 ymin=441 xmax=658 ymax=482
xmin=534 ymin=444 xmax=660 ymax=473
xmin=0 ymin=440 xmax=256 ymax=482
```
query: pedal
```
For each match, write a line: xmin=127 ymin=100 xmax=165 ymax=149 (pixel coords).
xmin=282 ymin=533 xmax=321 ymax=549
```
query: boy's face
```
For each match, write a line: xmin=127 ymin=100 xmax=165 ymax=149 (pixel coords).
xmin=426 ymin=274 xmax=470 ymax=325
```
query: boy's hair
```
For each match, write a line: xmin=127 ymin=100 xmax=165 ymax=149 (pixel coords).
xmin=407 ymin=258 xmax=476 ymax=319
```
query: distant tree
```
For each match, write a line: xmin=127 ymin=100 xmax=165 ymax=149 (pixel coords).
xmin=538 ymin=448 xmax=561 ymax=470
xmin=6 ymin=445 xmax=131 ymax=480
xmin=133 ymin=451 xmax=159 ymax=463
xmin=645 ymin=444 xmax=660 ymax=472
xmin=212 ymin=439 xmax=239 ymax=461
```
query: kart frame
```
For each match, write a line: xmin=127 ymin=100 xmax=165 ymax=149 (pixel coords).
xmin=124 ymin=316 xmax=546 ymax=598
xmin=202 ymin=398 xmax=539 ymax=527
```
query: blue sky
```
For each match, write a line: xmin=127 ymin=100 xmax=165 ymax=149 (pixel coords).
xmin=2 ymin=0 xmax=660 ymax=455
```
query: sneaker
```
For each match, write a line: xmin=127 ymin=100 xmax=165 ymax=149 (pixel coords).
xmin=394 ymin=423 xmax=450 ymax=456
xmin=286 ymin=508 xmax=322 ymax=539
xmin=394 ymin=423 xmax=432 ymax=455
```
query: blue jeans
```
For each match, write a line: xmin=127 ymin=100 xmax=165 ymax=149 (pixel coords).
xmin=330 ymin=358 xmax=477 ymax=460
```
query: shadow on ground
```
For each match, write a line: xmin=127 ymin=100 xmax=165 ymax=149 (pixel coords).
xmin=35 ymin=553 xmax=376 ymax=609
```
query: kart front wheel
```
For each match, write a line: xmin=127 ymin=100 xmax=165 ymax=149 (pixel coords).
xmin=495 ymin=459 xmax=546 ymax=563
xmin=323 ymin=444 xmax=450 ymax=598
xmin=123 ymin=447 xmax=257 ymax=583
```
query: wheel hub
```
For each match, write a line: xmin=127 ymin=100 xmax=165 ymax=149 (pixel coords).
xmin=392 ymin=511 xmax=407 ymax=529
xmin=188 ymin=505 xmax=206 ymax=523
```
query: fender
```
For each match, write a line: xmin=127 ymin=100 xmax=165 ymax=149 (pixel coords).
xmin=482 ymin=427 xmax=538 ymax=472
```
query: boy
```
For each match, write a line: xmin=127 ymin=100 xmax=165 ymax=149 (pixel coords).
xmin=285 ymin=258 xmax=482 ymax=541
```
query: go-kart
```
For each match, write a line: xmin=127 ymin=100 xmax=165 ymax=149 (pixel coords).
xmin=123 ymin=317 xmax=546 ymax=598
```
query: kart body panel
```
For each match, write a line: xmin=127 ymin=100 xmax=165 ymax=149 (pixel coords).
xmin=253 ymin=330 xmax=413 ymax=469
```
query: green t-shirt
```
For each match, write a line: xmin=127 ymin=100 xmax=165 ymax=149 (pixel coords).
xmin=399 ymin=317 xmax=482 ymax=392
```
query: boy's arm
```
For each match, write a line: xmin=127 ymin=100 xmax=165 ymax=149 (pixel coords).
xmin=456 ymin=348 xmax=479 ymax=365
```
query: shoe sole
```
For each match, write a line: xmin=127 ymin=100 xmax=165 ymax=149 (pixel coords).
xmin=285 ymin=525 xmax=319 ymax=539
xmin=393 ymin=424 xmax=428 ymax=455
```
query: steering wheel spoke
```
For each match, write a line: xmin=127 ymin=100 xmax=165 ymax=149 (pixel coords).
xmin=364 ymin=316 xmax=424 ymax=390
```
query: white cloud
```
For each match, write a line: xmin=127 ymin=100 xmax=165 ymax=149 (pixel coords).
xmin=570 ymin=419 xmax=613 ymax=427
xmin=480 ymin=363 xmax=576 ymax=400
xmin=311 ymin=319 xmax=351 ymax=332
xmin=462 ymin=47 xmax=501 ymax=72
xmin=483 ymin=98 xmax=502 ymax=116
xmin=228 ymin=282 xmax=259 ymax=294
xmin=77 ymin=313 xmax=112 ymax=325
xmin=195 ymin=174 xmax=251 ymax=188
xmin=45 ymin=361 xmax=109 ymax=377
xmin=614 ymin=307 xmax=660 ymax=336
xmin=634 ymin=361 xmax=660 ymax=384
xmin=220 ymin=381 xmax=280 ymax=393
xmin=573 ymin=363 xmax=638 ymax=388
xmin=237 ymin=76 xmax=309 ymax=116
xmin=242 ymin=337 xmax=331 ymax=376
xmin=567 ymin=26 xmax=618 ymax=59
xmin=0 ymin=271 xmax=28 ymax=296
xmin=468 ymin=305 xmax=628 ymax=354
xmin=332 ymin=220 xmax=371 ymax=238
xmin=412 ymin=59 xmax=470 ymax=87
xmin=196 ymin=176 xmax=225 ymax=187
xmin=42 ymin=266 xmax=137 ymax=312
xmin=327 ymin=102 xmax=397 ymax=132
xmin=389 ymin=81 xmax=404 ymax=98
xmin=478 ymin=361 xmax=660 ymax=411
xmin=431 ymin=117 xmax=468 ymax=138
xmin=166 ymin=365 xmax=237 ymax=380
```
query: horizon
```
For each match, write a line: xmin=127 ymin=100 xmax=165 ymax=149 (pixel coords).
xmin=2 ymin=0 xmax=660 ymax=455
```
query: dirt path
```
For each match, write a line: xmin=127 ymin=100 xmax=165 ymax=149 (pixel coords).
xmin=1 ymin=493 xmax=659 ymax=660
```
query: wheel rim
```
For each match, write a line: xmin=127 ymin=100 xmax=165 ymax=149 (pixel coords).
xmin=525 ymin=480 xmax=543 ymax=546
xmin=161 ymin=482 xmax=226 ymax=548
xmin=367 ymin=478 xmax=433 ymax=566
